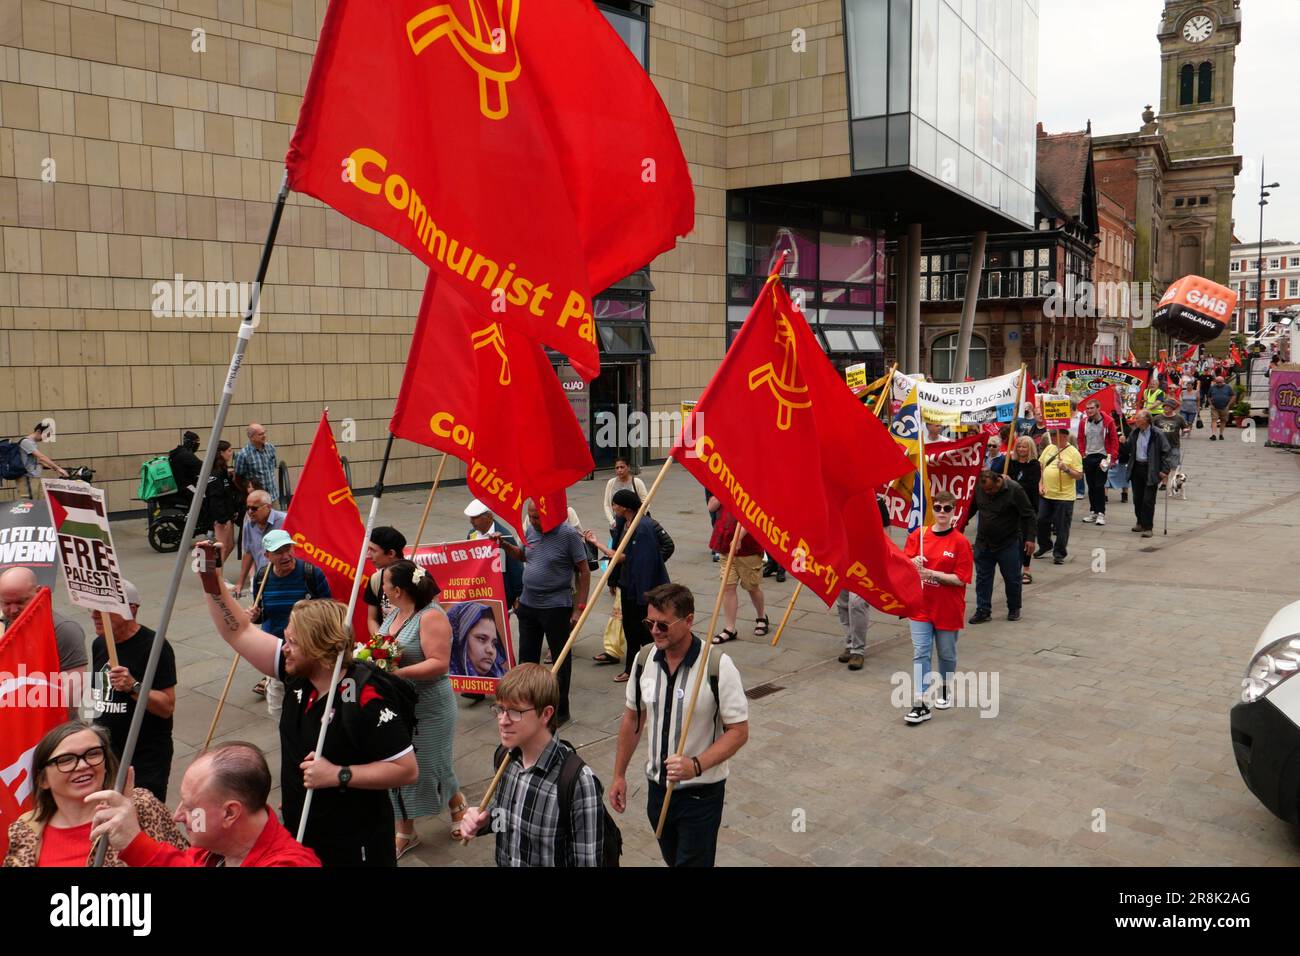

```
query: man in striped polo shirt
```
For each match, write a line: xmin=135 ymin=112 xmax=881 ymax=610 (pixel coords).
xmin=250 ymin=529 xmax=330 ymax=717
xmin=609 ymin=583 xmax=749 ymax=867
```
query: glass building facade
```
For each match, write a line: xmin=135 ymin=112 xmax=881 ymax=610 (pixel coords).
xmin=844 ymin=0 xmax=1039 ymax=229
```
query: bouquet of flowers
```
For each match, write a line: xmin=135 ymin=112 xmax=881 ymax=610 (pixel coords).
xmin=354 ymin=632 xmax=401 ymax=672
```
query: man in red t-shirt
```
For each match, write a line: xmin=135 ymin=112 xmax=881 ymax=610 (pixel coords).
xmin=706 ymin=496 xmax=768 ymax=643
xmin=902 ymin=490 xmax=973 ymax=725
xmin=86 ymin=742 xmax=320 ymax=867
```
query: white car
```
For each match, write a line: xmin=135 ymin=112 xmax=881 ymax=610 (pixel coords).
xmin=1233 ymin=599 xmax=1300 ymax=825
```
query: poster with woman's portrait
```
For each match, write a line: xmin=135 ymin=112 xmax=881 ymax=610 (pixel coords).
xmin=408 ymin=540 xmax=515 ymax=695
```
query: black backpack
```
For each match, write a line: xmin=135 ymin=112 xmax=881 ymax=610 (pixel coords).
xmin=336 ymin=659 xmax=419 ymax=740
xmin=493 ymin=740 xmax=623 ymax=867
xmin=0 ymin=439 xmax=27 ymax=480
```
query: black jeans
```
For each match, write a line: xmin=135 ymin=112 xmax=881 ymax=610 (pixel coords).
xmin=1082 ymin=453 xmax=1108 ymax=514
xmin=646 ymin=779 xmax=726 ymax=867
xmin=974 ymin=539 xmax=1022 ymax=614
xmin=621 ymin=596 xmax=650 ymax=676
xmin=1037 ymin=498 xmax=1073 ymax=558
xmin=1130 ymin=463 xmax=1156 ymax=530
xmin=516 ymin=602 xmax=573 ymax=719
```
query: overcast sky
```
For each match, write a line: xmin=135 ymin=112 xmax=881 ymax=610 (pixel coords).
xmin=1037 ymin=0 xmax=1299 ymax=245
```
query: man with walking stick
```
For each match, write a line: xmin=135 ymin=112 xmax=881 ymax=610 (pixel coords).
xmin=609 ymin=583 xmax=749 ymax=867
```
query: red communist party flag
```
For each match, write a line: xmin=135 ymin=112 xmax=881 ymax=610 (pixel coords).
xmin=282 ymin=412 xmax=375 ymax=640
xmin=0 ymin=587 xmax=66 ymax=858
xmin=286 ymin=0 xmax=694 ymax=380
xmin=673 ymin=270 xmax=923 ymax=616
xmin=391 ymin=276 xmax=593 ymax=537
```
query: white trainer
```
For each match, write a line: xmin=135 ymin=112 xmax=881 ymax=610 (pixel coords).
xmin=1095 ymin=513 xmax=1106 ymax=526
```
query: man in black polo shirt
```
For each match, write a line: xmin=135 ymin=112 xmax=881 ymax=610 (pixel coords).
xmin=193 ymin=541 xmax=417 ymax=866
xmin=89 ymin=580 xmax=176 ymax=802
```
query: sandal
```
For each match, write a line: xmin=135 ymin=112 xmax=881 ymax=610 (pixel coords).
xmin=613 ymin=672 xmax=631 ymax=683
xmin=1022 ymin=572 xmax=1033 ymax=585
xmin=712 ymin=629 xmax=738 ymax=645
xmin=754 ymin=616 xmax=770 ymax=637
xmin=252 ymin=678 xmax=268 ymax=697
xmin=592 ymin=652 xmax=620 ymax=665
xmin=395 ymin=831 xmax=421 ymax=860
xmin=447 ymin=793 xmax=469 ymax=842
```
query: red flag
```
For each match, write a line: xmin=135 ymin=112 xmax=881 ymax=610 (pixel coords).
xmin=1178 ymin=344 xmax=1198 ymax=363
xmin=282 ymin=413 xmax=375 ymax=640
xmin=391 ymin=277 xmax=592 ymax=537
xmin=286 ymin=0 xmax=694 ymax=380
xmin=1230 ymin=345 xmax=1242 ymax=366
xmin=1088 ymin=385 xmax=1118 ymax=416
xmin=1127 ymin=349 xmax=1138 ymax=365
xmin=1100 ymin=355 xmax=1114 ymax=366
xmin=673 ymin=271 xmax=923 ymax=616
xmin=0 ymin=587 xmax=67 ymax=858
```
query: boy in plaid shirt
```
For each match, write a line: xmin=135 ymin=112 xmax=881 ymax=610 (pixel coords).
xmin=460 ymin=664 xmax=605 ymax=866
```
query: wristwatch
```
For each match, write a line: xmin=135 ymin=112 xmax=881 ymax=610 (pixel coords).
xmin=337 ymin=766 xmax=352 ymax=791
xmin=130 ymin=680 xmax=142 ymax=697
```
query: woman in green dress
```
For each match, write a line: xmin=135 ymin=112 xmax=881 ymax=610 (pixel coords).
xmin=380 ymin=559 xmax=466 ymax=859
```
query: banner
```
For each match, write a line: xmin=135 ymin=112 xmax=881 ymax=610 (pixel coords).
xmin=890 ymin=369 xmax=1023 ymax=425
xmin=282 ymin=412 xmax=375 ymax=641
xmin=286 ymin=0 xmax=694 ymax=379
xmin=882 ymin=433 xmax=988 ymax=532
xmin=1041 ymin=398 xmax=1072 ymax=429
xmin=0 ymin=587 xmax=67 ymax=858
xmin=1051 ymin=362 xmax=1153 ymax=413
xmin=42 ymin=480 xmax=131 ymax=619
xmin=673 ymin=270 xmax=922 ymax=616
xmin=409 ymin=541 xmax=515 ymax=695
xmin=1268 ymin=369 xmax=1300 ymax=448
xmin=391 ymin=276 xmax=591 ymax=536
xmin=887 ymin=385 xmax=931 ymax=532
xmin=0 ymin=500 xmax=57 ymax=589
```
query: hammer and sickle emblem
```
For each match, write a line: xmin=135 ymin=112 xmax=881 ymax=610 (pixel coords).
xmin=747 ymin=314 xmax=811 ymax=431
xmin=471 ymin=322 xmax=512 ymax=386
xmin=407 ymin=1 xmax=522 ymax=121
xmin=327 ymin=486 xmax=356 ymax=507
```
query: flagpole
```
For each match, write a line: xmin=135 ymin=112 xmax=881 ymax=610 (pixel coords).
xmin=655 ymin=520 xmax=743 ymax=839
xmin=411 ymin=453 xmax=448 ymax=548
xmin=93 ymin=169 xmax=290 ymax=867
xmin=769 ymin=581 xmax=803 ymax=647
xmin=917 ymin=406 xmax=928 ymax=566
xmin=873 ymin=365 xmax=896 ymax=419
xmin=1004 ymin=363 xmax=1027 ymax=476
xmin=464 ymin=454 xmax=678 ymax=844
xmin=295 ymin=430 xmax=397 ymax=841
xmin=201 ymin=564 xmax=272 ymax=753
xmin=98 ymin=611 xmax=119 ymax=669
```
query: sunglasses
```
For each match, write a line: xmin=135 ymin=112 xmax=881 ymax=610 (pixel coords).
xmin=933 ymin=504 xmax=955 ymax=513
xmin=642 ymin=619 xmax=676 ymax=633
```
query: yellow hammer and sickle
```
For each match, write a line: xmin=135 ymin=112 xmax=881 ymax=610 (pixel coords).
xmin=327 ymin=486 xmax=356 ymax=507
xmin=747 ymin=314 xmax=811 ymax=431
xmin=407 ymin=1 xmax=522 ymax=121
xmin=471 ymin=322 xmax=512 ymax=386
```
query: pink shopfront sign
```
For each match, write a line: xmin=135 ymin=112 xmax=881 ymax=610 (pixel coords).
xmin=1269 ymin=370 xmax=1300 ymax=448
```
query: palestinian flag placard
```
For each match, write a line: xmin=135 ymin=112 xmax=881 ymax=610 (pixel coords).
xmin=41 ymin=479 xmax=132 ymax=619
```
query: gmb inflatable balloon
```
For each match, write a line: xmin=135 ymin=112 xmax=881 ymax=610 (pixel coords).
xmin=1152 ymin=275 xmax=1235 ymax=344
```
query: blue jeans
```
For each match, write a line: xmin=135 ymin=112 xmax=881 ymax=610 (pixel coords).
xmin=974 ymin=539 xmax=1023 ymax=614
xmin=909 ymin=619 xmax=958 ymax=700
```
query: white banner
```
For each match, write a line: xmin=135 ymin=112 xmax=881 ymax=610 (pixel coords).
xmin=42 ymin=479 xmax=132 ymax=619
xmin=891 ymin=369 xmax=1025 ymax=425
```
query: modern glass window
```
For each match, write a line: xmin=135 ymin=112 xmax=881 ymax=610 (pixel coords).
xmin=1179 ymin=64 xmax=1194 ymax=106
xmin=930 ymin=331 xmax=988 ymax=382
xmin=597 ymin=2 xmax=648 ymax=66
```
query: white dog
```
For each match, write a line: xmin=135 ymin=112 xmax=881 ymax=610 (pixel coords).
xmin=1166 ymin=466 xmax=1187 ymax=500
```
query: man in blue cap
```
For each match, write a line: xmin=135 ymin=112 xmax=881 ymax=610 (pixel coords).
xmin=250 ymin=529 xmax=331 ymax=717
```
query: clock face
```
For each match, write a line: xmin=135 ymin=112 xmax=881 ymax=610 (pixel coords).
xmin=1183 ymin=14 xmax=1214 ymax=43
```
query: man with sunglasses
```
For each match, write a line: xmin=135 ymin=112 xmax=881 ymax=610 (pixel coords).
xmin=459 ymin=663 xmax=607 ymax=866
xmin=610 ymin=583 xmax=749 ymax=867
xmin=233 ymin=489 xmax=286 ymax=599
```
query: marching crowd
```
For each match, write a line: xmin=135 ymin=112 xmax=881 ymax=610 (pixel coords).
xmin=0 ymin=360 xmax=1245 ymax=868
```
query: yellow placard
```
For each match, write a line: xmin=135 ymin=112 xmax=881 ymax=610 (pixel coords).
xmin=680 ymin=400 xmax=696 ymax=426
xmin=1041 ymin=398 xmax=1072 ymax=428
xmin=844 ymin=363 xmax=867 ymax=389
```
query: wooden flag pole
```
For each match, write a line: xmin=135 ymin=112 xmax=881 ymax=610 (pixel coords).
xmin=99 ymin=611 xmax=119 ymax=669
xmin=1003 ymin=363 xmax=1027 ymax=476
xmin=654 ymin=521 xmax=742 ymax=839
xmin=411 ymin=453 xmax=448 ymax=548
xmin=873 ymin=365 xmax=896 ymax=419
xmin=464 ymin=455 xmax=678 ymax=844
xmin=769 ymin=582 xmax=803 ymax=647
xmin=201 ymin=563 xmax=272 ymax=753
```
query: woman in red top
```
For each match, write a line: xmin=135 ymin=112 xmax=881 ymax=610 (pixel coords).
xmin=3 ymin=721 xmax=185 ymax=867
xmin=902 ymin=490 xmax=974 ymax=725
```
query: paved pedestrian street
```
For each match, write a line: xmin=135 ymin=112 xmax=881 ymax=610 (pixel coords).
xmin=99 ymin=425 xmax=1300 ymax=866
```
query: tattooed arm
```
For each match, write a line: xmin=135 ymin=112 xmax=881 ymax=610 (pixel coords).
xmin=194 ymin=540 xmax=280 ymax=677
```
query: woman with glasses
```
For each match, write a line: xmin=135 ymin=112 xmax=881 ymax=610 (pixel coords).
xmin=902 ymin=490 xmax=973 ymax=725
xmin=3 ymin=721 xmax=186 ymax=867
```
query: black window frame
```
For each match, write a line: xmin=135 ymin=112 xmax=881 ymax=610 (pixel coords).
xmin=1179 ymin=63 xmax=1195 ymax=106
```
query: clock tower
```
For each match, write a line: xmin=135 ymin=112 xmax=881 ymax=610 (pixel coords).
xmin=1157 ymin=1 xmax=1242 ymax=162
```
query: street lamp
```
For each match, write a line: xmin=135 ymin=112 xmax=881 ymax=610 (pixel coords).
xmin=1257 ymin=162 xmax=1280 ymax=342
